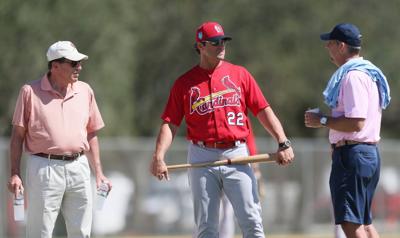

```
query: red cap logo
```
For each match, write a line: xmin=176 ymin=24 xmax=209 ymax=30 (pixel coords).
xmin=196 ymin=22 xmax=232 ymax=42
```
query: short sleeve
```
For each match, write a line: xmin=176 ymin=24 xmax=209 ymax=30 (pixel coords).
xmin=161 ymin=81 xmax=185 ymax=126
xmin=242 ymin=68 xmax=269 ymax=115
xmin=340 ymin=71 xmax=370 ymax=118
xmin=12 ymin=85 xmax=32 ymax=128
xmin=86 ymin=88 xmax=105 ymax=133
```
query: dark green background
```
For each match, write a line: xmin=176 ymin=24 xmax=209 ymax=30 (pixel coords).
xmin=1 ymin=0 xmax=399 ymax=138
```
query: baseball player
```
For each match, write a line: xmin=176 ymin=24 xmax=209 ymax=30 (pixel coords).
xmin=150 ymin=21 xmax=294 ymax=238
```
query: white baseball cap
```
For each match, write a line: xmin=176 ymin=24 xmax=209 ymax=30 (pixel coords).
xmin=46 ymin=41 xmax=88 ymax=61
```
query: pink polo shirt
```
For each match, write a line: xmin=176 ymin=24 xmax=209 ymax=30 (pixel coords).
xmin=12 ymin=74 xmax=105 ymax=154
xmin=329 ymin=70 xmax=381 ymax=143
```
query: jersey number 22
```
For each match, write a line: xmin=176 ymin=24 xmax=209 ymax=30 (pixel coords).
xmin=227 ymin=112 xmax=244 ymax=126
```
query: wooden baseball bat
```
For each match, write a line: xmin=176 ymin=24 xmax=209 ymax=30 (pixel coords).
xmin=167 ymin=153 xmax=277 ymax=170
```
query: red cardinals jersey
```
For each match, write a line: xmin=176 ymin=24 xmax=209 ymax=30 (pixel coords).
xmin=246 ymin=121 xmax=258 ymax=155
xmin=162 ymin=61 xmax=269 ymax=142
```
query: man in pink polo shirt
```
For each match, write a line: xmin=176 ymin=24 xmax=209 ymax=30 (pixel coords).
xmin=7 ymin=41 xmax=112 ymax=238
xmin=305 ymin=23 xmax=390 ymax=238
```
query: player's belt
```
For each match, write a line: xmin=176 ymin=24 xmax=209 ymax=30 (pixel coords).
xmin=192 ymin=139 xmax=246 ymax=149
xmin=331 ymin=140 xmax=377 ymax=149
xmin=33 ymin=151 xmax=84 ymax=161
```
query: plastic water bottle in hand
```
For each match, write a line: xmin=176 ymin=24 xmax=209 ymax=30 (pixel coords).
xmin=14 ymin=191 xmax=24 ymax=221
xmin=306 ymin=107 xmax=320 ymax=113
xmin=96 ymin=182 xmax=109 ymax=210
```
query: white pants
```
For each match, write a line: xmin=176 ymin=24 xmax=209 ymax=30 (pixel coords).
xmin=26 ymin=154 xmax=92 ymax=238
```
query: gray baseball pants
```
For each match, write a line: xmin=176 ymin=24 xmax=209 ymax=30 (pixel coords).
xmin=188 ymin=143 xmax=265 ymax=238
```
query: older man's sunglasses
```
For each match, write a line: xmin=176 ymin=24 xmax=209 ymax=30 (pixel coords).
xmin=56 ymin=58 xmax=81 ymax=68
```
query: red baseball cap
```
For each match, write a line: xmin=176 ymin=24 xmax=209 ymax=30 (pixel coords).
xmin=195 ymin=22 xmax=232 ymax=43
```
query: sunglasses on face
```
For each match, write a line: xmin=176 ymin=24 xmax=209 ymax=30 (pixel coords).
xmin=204 ymin=39 xmax=227 ymax=47
xmin=57 ymin=58 xmax=81 ymax=68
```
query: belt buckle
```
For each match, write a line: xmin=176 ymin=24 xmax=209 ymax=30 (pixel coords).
xmin=72 ymin=152 xmax=79 ymax=159
xmin=71 ymin=152 xmax=81 ymax=159
xmin=63 ymin=152 xmax=80 ymax=160
xmin=347 ymin=140 xmax=358 ymax=145
xmin=336 ymin=140 xmax=345 ymax=147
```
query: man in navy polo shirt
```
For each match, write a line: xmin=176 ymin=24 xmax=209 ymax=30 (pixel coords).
xmin=305 ymin=23 xmax=390 ymax=237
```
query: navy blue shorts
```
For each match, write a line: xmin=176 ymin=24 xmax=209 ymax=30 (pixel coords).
xmin=329 ymin=143 xmax=380 ymax=225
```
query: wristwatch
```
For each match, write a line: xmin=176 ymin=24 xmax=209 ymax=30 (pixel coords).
xmin=278 ymin=139 xmax=291 ymax=150
xmin=320 ymin=116 xmax=328 ymax=126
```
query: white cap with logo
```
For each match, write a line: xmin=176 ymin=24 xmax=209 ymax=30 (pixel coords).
xmin=46 ymin=41 xmax=88 ymax=62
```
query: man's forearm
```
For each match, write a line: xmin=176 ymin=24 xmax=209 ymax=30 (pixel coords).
xmin=153 ymin=122 xmax=177 ymax=161
xmin=9 ymin=127 xmax=25 ymax=176
xmin=87 ymin=132 xmax=103 ymax=176
xmin=257 ymin=107 xmax=288 ymax=143
xmin=323 ymin=115 xmax=365 ymax=132
xmin=10 ymin=146 xmax=22 ymax=176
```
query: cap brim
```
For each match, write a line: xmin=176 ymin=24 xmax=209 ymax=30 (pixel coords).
xmin=64 ymin=52 xmax=89 ymax=61
xmin=320 ymin=33 xmax=331 ymax=41
xmin=207 ymin=35 xmax=232 ymax=42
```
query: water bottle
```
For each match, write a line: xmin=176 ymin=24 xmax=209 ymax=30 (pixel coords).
xmin=14 ymin=192 xmax=24 ymax=221
xmin=96 ymin=182 xmax=109 ymax=210
xmin=306 ymin=107 xmax=320 ymax=113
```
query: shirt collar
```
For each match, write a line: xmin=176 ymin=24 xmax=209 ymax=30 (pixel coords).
xmin=40 ymin=74 xmax=78 ymax=97
xmin=41 ymin=74 xmax=53 ymax=91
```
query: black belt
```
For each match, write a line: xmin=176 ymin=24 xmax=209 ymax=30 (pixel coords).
xmin=331 ymin=140 xmax=377 ymax=149
xmin=34 ymin=151 xmax=84 ymax=161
